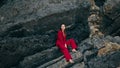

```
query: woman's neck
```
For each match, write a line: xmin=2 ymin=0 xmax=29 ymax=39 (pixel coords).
xmin=61 ymin=30 xmax=65 ymax=33
xmin=61 ymin=30 xmax=65 ymax=36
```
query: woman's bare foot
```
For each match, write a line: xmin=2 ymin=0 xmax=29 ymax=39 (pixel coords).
xmin=68 ymin=59 xmax=74 ymax=63
xmin=72 ymin=49 xmax=77 ymax=52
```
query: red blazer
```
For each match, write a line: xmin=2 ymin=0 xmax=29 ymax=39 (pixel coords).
xmin=56 ymin=30 xmax=66 ymax=48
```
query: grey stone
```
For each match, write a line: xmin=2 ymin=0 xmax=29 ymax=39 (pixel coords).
xmin=0 ymin=0 xmax=120 ymax=68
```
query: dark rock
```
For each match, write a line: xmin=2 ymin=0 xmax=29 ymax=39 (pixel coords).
xmin=114 ymin=36 xmax=120 ymax=44
xmin=101 ymin=0 xmax=120 ymax=36
xmin=0 ymin=0 xmax=120 ymax=68
xmin=88 ymin=51 xmax=120 ymax=68
xmin=94 ymin=0 xmax=106 ymax=7
xmin=37 ymin=51 xmax=83 ymax=68
xmin=70 ymin=62 xmax=85 ymax=68
xmin=83 ymin=50 xmax=98 ymax=62
xmin=0 ymin=0 xmax=90 ymax=67
xmin=0 ymin=35 xmax=56 ymax=68
xmin=78 ymin=39 xmax=94 ymax=54
xmin=18 ymin=47 xmax=62 ymax=68
xmin=0 ymin=0 xmax=8 ymax=7
xmin=78 ymin=35 xmax=120 ymax=68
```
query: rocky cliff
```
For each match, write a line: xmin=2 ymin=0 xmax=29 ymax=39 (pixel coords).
xmin=0 ymin=0 xmax=120 ymax=68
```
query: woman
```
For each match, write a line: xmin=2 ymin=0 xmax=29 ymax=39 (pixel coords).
xmin=56 ymin=24 xmax=78 ymax=63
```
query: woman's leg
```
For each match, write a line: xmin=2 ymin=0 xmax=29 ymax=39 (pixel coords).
xmin=60 ymin=48 xmax=72 ymax=61
xmin=56 ymin=44 xmax=72 ymax=61
xmin=66 ymin=38 xmax=77 ymax=49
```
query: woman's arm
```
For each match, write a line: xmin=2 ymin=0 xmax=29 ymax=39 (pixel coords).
xmin=57 ymin=31 xmax=67 ymax=45
xmin=57 ymin=31 xmax=64 ymax=44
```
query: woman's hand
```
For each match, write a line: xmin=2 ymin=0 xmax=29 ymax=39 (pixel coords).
xmin=65 ymin=44 xmax=67 ymax=48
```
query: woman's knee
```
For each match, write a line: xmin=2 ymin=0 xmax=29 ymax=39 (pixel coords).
xmin=69 ymin=38 xmax=75 ymax=42
xmin=56 ymin=44 xmax=66 ymax=50
xmin=61 ymin=48 xmax=69 ymax=54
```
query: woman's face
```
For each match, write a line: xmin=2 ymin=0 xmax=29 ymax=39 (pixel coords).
xmin=61 ymin=24 xmax=66 ymax=31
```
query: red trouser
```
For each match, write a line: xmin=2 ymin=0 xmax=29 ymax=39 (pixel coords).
xmin=57 ymin=39 xmax=77 ymax=61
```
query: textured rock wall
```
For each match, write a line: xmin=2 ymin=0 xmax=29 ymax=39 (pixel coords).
xmin=101 ymin=0 xmax=120 ymax=36
xmin=0 ymin=0 xmax=90 ymax=68
xmin=0 ymin=0 xmax=120 ymax=68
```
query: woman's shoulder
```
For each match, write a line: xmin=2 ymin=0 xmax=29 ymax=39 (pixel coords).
xmin=57 ymin=30 xmax=62 ymax=34
xmin=58 ymin=30 xmax=62 ymax=32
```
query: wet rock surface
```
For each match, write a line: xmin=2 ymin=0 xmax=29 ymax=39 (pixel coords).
xmin=78 ymin=36 xmax=120 ymax=68
xmin=0 ymin=0 xmax=120 ymax=68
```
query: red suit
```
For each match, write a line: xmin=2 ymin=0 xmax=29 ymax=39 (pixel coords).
xmin=56 ymin=30 xmax=77 ymax=61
